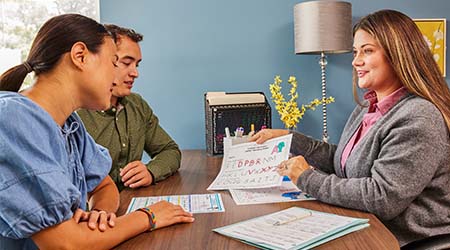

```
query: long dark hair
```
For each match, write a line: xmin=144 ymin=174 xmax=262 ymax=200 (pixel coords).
xmin=0 ymin=13 xmax=111 ymax=92
xmin=352 ymin=9 xmax=450 ymax=130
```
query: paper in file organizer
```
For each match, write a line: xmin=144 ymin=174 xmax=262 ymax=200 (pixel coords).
xmin=206 ymin=92 xmax=265 ymax=105
xmin=126 ymin=193 xmax=225 ymax=214
xmin=213 ymin=206 xmax=370 ymax=250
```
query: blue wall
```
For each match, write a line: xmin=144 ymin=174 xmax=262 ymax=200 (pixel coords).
xmin=100 ymin=0 xmax=450 ymax=149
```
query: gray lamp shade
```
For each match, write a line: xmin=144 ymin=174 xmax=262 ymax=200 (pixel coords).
xmin=294 ymin=1 xmax=352 ymax=54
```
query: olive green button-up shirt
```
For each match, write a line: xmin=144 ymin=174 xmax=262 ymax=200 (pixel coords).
xmin=77 ymin=93 xmax=181 ymax=191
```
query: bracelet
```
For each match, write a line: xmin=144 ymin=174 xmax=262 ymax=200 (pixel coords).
xmin=137 ymin=207 xmax=157 ymax=232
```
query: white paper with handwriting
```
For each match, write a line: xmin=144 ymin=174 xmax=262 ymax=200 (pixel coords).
xmin=207 ymin=134 xmax=292 ymax=190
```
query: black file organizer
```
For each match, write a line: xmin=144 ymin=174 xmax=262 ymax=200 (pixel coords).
xmin=204 ymin=92 xmax=271 ymax=155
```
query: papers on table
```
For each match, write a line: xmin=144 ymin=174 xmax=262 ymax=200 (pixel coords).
xmin=207 ymin=134 xmax=292 ymax=190
xmin=213 ymin=207 xmax=370 ymax=250
xmin=126 ymin=193 xmax=225 ymax=214
xmin=229 ymin=177 xmax=315 ymax=205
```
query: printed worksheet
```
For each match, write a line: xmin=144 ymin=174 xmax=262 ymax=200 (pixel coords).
xmin=213 ymin=207 xmax=370 ymax=250
xmin=207 ymin=134 xmax=292 ymax=190
xmin=229 ymin=177 xmax=315 ymax=205
xmin=126 ymin=193 xmax=225 ymax=214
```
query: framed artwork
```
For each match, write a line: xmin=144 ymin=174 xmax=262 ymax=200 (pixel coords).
xmin=414 ymin=19 xmax=446 ymax=76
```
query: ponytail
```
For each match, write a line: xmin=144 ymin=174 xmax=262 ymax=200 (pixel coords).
xmin=0 ymin=62 xmax=33 ymax=92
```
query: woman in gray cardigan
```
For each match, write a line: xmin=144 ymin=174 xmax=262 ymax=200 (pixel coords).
xmin=251 ymin=10 xmax=450 ymax=246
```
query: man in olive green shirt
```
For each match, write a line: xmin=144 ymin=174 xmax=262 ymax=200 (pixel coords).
xmin=78 ymin=25 xmax=181 ymax=191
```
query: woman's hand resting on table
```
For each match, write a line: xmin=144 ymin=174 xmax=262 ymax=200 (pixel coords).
xmin=73 ymin=209 xmax=117 ymax=232
xmin=150 ymin=201 xmax=195 ymax=230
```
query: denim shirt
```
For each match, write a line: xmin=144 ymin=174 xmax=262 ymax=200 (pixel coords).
xmin=0 ymin=92 xmax=111 ymax=249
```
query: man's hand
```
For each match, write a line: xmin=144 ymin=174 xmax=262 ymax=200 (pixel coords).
xmin=72 ymin=209 xmax=116 ymax=232
xmin=120 ymin=161 xmax=153 ymax=188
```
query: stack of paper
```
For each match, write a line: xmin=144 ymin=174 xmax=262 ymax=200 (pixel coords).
xmin=207 ymin=134 xmax=315 ymax=205
xmin=213 ymin=207 xmax=370 ymax=250
xmin=206 ymin=92 xmax=265 ymax=105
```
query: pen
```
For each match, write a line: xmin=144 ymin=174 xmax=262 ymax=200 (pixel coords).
xmin=225 ymin=127 xmax=231 ymax=138
xmin=273 ymin=211 xmax=312 ymax=226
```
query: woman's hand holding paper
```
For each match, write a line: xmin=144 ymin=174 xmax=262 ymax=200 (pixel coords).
xmin=249 ymin=129 xmax=289 ymax=144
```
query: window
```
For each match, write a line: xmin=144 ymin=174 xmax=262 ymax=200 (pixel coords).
xmin=0 ymin=0 xmax=99 ymax=87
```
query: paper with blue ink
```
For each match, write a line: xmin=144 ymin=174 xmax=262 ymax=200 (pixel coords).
xmin=229 ymin=178 xmax=315 ymax=205
xmin=126 ymin=193 xmax=225 ymax=214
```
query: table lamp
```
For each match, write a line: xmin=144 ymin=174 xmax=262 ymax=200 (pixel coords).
xmin=294 ymin=1 xmax=352 ymax=142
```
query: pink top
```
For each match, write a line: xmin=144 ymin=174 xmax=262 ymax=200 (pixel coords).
xmin=340 ymin=87 xmax=408 ymax=170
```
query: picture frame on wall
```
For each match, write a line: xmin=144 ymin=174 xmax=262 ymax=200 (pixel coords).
xmin=414 ymin=18 xmax=447 ymax=77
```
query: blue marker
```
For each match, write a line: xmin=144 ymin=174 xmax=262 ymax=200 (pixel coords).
xmin=282 ymin=191 xmax=302 ymax=199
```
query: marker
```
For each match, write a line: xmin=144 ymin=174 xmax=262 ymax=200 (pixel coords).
xmin=236 ymin=127 xmax=244 ymax=137
xmin=273 ymin=211 xmax=312 ymax=226
xmin=248 ymin=124 xmax=255 ymax=137
xmin=225 ymin=127 xmax=231 ymax=138
xmin=281 ymin=191 xmax=302 ymax=199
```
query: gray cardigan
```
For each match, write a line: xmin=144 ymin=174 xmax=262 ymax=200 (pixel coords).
xmin=293 ymin=93 xmax=450 ymax=246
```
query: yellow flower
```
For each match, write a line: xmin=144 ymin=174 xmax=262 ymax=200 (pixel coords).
xmin=269 ymin=75 xmax=335 ymax=129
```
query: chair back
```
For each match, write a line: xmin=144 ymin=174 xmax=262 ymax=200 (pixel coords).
xmin=401 ymin=234 xmax=450 ymax=250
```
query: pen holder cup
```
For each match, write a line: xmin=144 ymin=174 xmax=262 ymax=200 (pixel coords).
xmin=204 ymin=92 xmax=271 ymax=156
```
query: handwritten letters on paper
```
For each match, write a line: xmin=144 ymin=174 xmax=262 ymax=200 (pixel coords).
xmin=207 ymin=134 xmax=292 ymax=190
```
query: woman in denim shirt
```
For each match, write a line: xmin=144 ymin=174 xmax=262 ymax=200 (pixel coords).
xmin=0 ymin=14 xmax=194 ymax=250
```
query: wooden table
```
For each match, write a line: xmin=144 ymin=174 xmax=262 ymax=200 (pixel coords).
xmin=115 ymin=150 xmax=400 ymax=250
